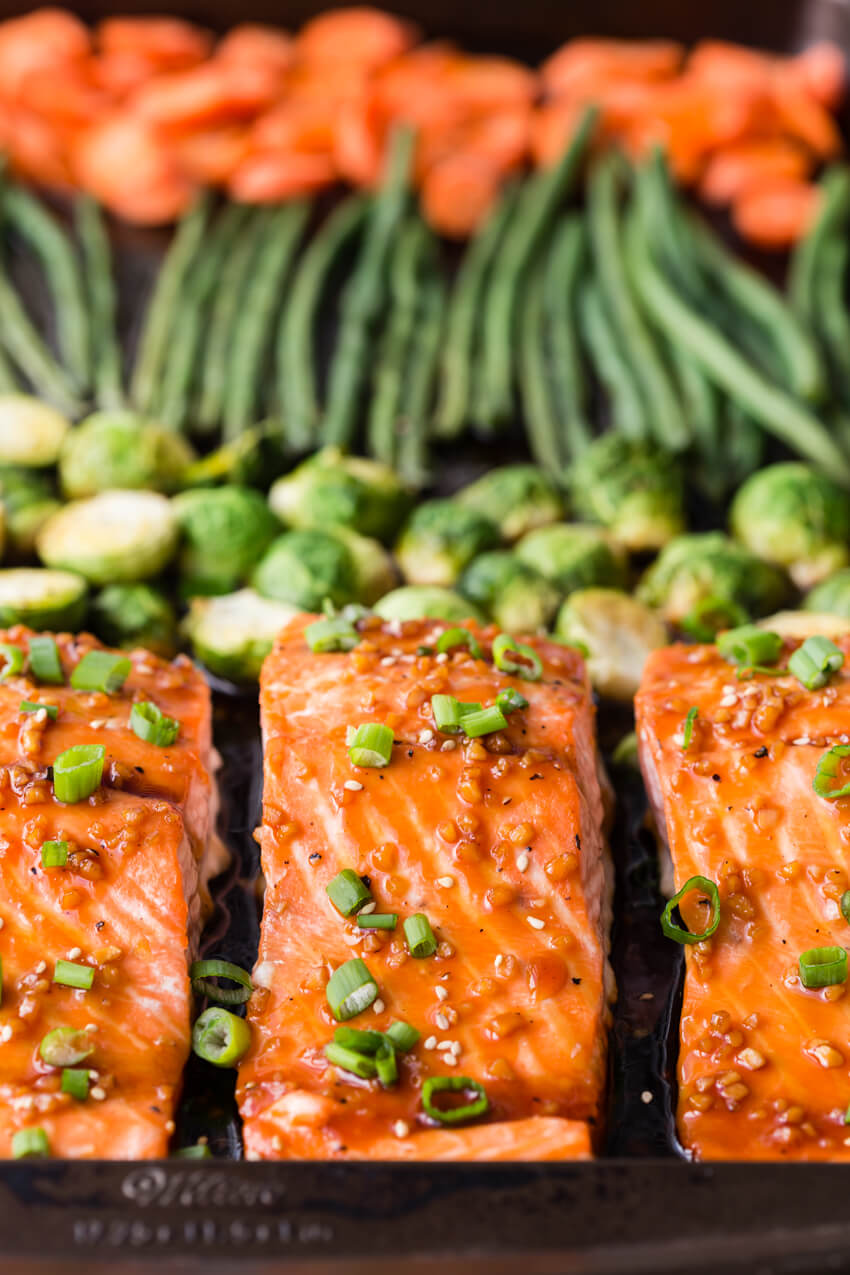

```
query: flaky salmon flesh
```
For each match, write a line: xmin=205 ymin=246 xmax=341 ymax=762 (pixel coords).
xmin=0 ymin=627 xmax=219 ymax=1159
xmin=637 ymin=637 xmax=850 ymax=1161
xmin=237 ymin=613 xmax=613 ymax=1161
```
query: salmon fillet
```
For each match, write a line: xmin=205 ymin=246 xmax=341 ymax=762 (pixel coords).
xmin=636 ymin=637 xmax=850 ymax=1160
xmin=0 ymin=627 xmax=221 ymax=1159
xmin=238 ymin=613 xmax=612 ymax=1160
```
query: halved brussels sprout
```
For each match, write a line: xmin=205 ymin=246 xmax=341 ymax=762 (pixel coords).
xmin=555 ymin=588 xmax=668 ymax=701
xmin=173 ymin=486 xmax=279 ymax=596
xmin=183 ymin=589 xmax=299 ymax=683
xmin=90 ymin=584 xmax=177 ymax=657
xmin=459 ymin=551 xmax=560 ymax=633
xmin=454 ymin=465 xmax=565 ymax=543
xmin=804 ymin=568 xmax=850 ymax=619
xmin=37 ymin=490 xmax=179 ymax=585
xmin=569 ymin=435 xmax=685 ymax=552
xmin=0 ymin=396 xmax=70 ymax=467
xmin=269 ymin=448 xmax=411 ymax=543
xmin=730 ymin=462 xmax=850 ymax=590
xmin=0 ymin=567 xmax=88 ymax=631
xmin=515 ymin=523 xmax=627 ymax=594
xmin=59 ymin=411 xmax=195 ymax=499
xmin=251 ymin=529 xmax=359 ymax=611
xmin=757 ymin=609 xmax=850 ymax=640
xmin=0 ymin=467 xmax=60 ymax=556
xmin=374 ymin=586 xmax=486 ymax=624
xmin=395 ymin=500 xmax=500 ymax=587
xmin=332 ymin=527 xmax=397 ymax=604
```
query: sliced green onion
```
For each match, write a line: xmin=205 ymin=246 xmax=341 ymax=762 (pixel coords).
xmin=798 ymin=945 xmax=848 ymax=989
xmin=305 ymin=616 xmax=359 ymax=653
xmin=356 ymin=912 xmax=397 ymax=930
xmin=404 ymin=913 xmax=437 ymax=959
xmin=130 ymin=701 xmax=180 ymax=747
xmin=842 ymin=891 xmax=850 ymax=925
xmin=422 ymin=1076 xmax=489 ymax=1125
xmin=813 ymin=745 xmax=850 ymax=801
xmin=70 ymin=650 xmax=131 ymax=694
xmin=60 ymin=1067 xmax=90 ymax=1101
xmin=492 ymin=633 xmax=543 ymax=681
xmin=53 ymin=744 xmax=105 ymax=803
xmin=53 ymin=959 xmax=94 ymax=990
xmin=11 ymin=1127 xmax=49 ymax=1158
xmin=325 ymin=958 xmax=378 ymax=1021
xmin=661 ymin=876 xmax=721 ymax=945
xmin=385 ymin=1020 xmax=419 ymax=1052
xmin=192 ymin=1007 xmax=251 ymax=1067
xmin=844 ymin=1104 xmax=850 ymax=1127
xmin=416 ymin=645 xmax=434 ymax=656
xmin=432 ymin=694 xmax=464 ymax=733
xmin=496 ymin=687 xmax=528 ymax=714
xmin=348 ymin=722 xmax=393 ymax=768
xmin=788 ymin=636 xmax=845 ymax=691
xmin=326 ymin=869 xmax=371 ymax=917
xmin=20 ymin=700 xmax=58 ymax=720
xmin=41 ymin=840 xmax=68 ymax=868
xmin=28 ymin=636 xmax=63 ymax=684
xmin=735 ymin=664 xmax=784 ymax=680
xmin=38 ymin=1026 xmax=94 ymax=1067
xmin=0 ymin=644 xmax=24 ymax=680
xmin=333 ymin=1026 xmax=385 ymax=1054
xmin=173 ymin=1143 xmax=212 ymax=1159
xmin=375 ymin=1040 xmax=398 ymax=1087
xmin=324 ymin=1042 xmax=377 ymax=1078
xmin=716 ymin=624 xmax=783 ymax=669
xmin=459 ymin=705 xmax=508 ymax=737
xmin=436 ymin=627 xmax=482 ymax=659
xmin=681 ymin=597 xmax=749 ymax=642
xmin=682 ymin=706 xmax=698 ymax=752
xmin=190 ymin=959 xmax=253 ymax=1006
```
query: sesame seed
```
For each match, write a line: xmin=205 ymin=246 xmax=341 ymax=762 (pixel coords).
xmin=381 ymin=656 xmax=395 ymax=666
xmin=435 ymin=986 xmax=448 ymax=1002
xmin=435 ymin=1012 xmax=449 ymax=1030
xmin=641 ymin=1091 xmax=654 ymax=1104
xmin=34 ymin=961 xmax=46 ymax=974
xmin=343 ymin=780 xmax=364 ymax=792
xmin=436 ymin=653 xmax=448 ymax=664
xmin=792 ymin=738 xmax=811 ymax=747
xmin=90 ymin=1086 xmax=107 ymax=1101
xmin=719 ymin=695 xmax=737 ymax=708
xmin=516 ymin=851 xmax=530 ymax=872
xmin=35 ymin=709 xmax=48 ymax=724
xmin=66 ymin=948 xmax=82 ymax=960
xmin=393 ymin=1120 xmax=410 ymax=1139
xmin=373 ymin=999 xmax=385 ymax=1014
xmin=0 ymin=919 xmax=4 ymax=930
xmin=359 ymin=902 xmax=376 ymax=915
xmin=442 ymin=1053 xmax=457 ymax=1066
xmin=527 ymin=916 xmax=545 ymax=930
xmin=494 ymin=955 xmax=504 ymax=968
xmin=440 ymin=740 xmax=457 ymax=752
xmin=342 ymin=932 xmax=361 ymax=946
xmin=450 ymin=1042 xmax=462 ymax=1057
xmin=165 ymin=1120 xmax=175 ymax=1134
xmin=419 ymin=729 xmax=435 ymax=744
xmin=84 ymin=1023 xmax=97 ymax=1033
xmin=424 ymin=1036 xmax=437 ymax=1050
xmin=0 ymin=1026 xmax=12 ymax=1043
xmin=437 ymin=876 xmax=454 ymax=888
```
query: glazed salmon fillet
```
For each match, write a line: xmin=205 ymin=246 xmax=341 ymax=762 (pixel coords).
xmin=636 ymin=637 xmax=850 ymax=1160
xmin=0 ymin=627 xmax=222 ymax=1159
xmin=237 ymin=613 xmax=612 ymax=1160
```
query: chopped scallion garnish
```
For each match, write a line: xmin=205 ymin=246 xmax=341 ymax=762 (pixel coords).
xmin=41 ymin=840 xmax=68 ymax=868
xmin=192 ymin=1007 xmax=251 ymax=1067
xmin=788 ymin=636 xmax=844 ymax=691
xmin=39 ymin=1027 xmax=93 ymax=1067
xmin=459 ymin=704 xmax=508 ymax=737
xmin=496 ymin=687 xmax=528 ymax=714
xmin=813 ymin=744 xmax=850 ymax=801
xmin=20 ymin=700 xmax=58 ymax=720
xmin=324 ymin=1042 xmax=377 ymax=1078
xmin=375 ymin=1040 xmax=398 ymax=1087
xmin=53 ymin=744 xmax=105 ymax=803
xmin=347 ymin=722 xmax=393 ymax=768
xmin=431 ymin=694 xmax=465 ymax=733
xmin=173 ymin=1144 xmax=212 ymax=1159
xmin=660 ymin=876 xmax=721 ymax=945
xmin=53 ymin=959 xmax=94 ymax=990
xmin=305 ymin=616 xmax=360 ymax=653
xmin=70 ymin=650 xmax=131 ymax=694
xmin=61 ymin=1067 xmax=90 ymax=1101
xmin=681 ymin=707 xmax=698 ymax=752
xmin=326 ymin=869 xmax=371 ymax=917
xmin=385 ymin=1020 xmax=420 ymax=1052
xmin=716 ymin=624 xmax=782 ymax=669
xmin=28 ymin=636 xmax=63 ymax=684
xmin=190 ymin=958 xmax=253 ymax=1006
xmin=842 ymin=891 xmax=850 ymax=925
xmin=356 ymin=912 xmax=397 ymax=930
xmin=0 ymin=644 xmax=24 ymax=680
xmin=421 ymin=1076 xmax=489 ymax=1125
xmin=492 ymin=633 xmax=542 ymax=681
xmin=130 ymin=701 xmax=180 ymax=747
xmin=436 ymin=627 xmax=482 ymax=659
xmin=11 ymin=1127 xmax=49 ymax=1159
xmin=681 ymin=597 xmax=748 ymax=642
xmin=798 ymin=945 xmax=848 ymax=989
xmin=325 ymin=958 xmax=378 ymax=1021
xmin=404 ymin=913 xmax=437 ymax=959
xmin=333 ymin=1026 xmax=384 ymax=1054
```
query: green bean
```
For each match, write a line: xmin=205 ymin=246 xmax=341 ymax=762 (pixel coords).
xmin=75 ymin=195 xmax=124 ymax=410
xmin=816 ymin=234 xmax=850 ymax=410
xmin=477 ymin=105 xmax=597 ymax=431
xmin=588 ymin=155 xmax=688 ymax=452
xmin=277 ymin=195 xmax=367 ymax=453
xmin=669 ymin=343 xmax=721 ymax=465
xmin=4 ymin=185 xmax=89 ymax=393
xmin=789 ymin=165 xmax=850 ymax=325
xmin=641 ymin=148 xmax=703 ymax=298
xmin=196 ymin=208 xmax=269 ymax=432
xmin=323 ymin=126 xmax=415 ymax=448
xmin=625 ymin=200 xmax=850 ymax=484
xmin=157 ymin=203 xmax=250 ymax=431
xmin=222 ymin=201 xmax=308 ymax=441
xmin=0 ymin=273 xmax=82 ymax=414
xmin=518 ymin=250 xmax=565 ymax=475
xmin=434 ymin=182 xmax=519 ymax=439
xmin=130 ymin=192 xmax=211 ymax=416
xmin=577 ymin=279 xmax=644 ymax=440
xmin=543 ymin=214 xmax=591 ymax=457
xmin=397 ymin=273 xmax=444 ymax=488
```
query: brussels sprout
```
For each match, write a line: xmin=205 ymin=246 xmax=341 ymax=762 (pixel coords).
xmin=374 ymin=587 xmax=486 ymax=624
xmin=182 ymin=425 xmax=287 ymax=489
xmin=555 ymin=588 xmax=668 ymax=701
xmin=0 ymin=568 xmax=88 ymax=631
xmin=59 ymin=411 xmax=195 ymax=499
xmin=251 ymin=529 xmax=361 ymax=611
xmin=173 ymin=486 xmax=279 ymax=596
xmin=636 ymin=532 xmax=788 ymax=633
xmin=454 ymin=465 xmax=565 ymax=543
xmin=0 ymin=467 xmax=60 ymax=556
xmin=730 ymin=462 xmax=850 ymax=590
xmin=395 ymin=500 xmax=499 ymax=587
xmin=758 ymin=609 xmax=850 ymax=640
xmin=269 ymin=448 xmax=411 ymax=543
xmin=0 ymin=396 xmax=71 ymax=467
xmin=332 ymin=527 xmax=396 ymax=604
xmin=37 ymin=490 xmax=178 ymax=585
xmin=183 ymin=589 xmax=299 ymax=683
xmin=569 ymin=434 xmax=685 ymax=552
xmin=459 ymin=551 xmax=560 ymax=633
xmin=804 ymin=568 xmax=850 ymax=619
xmin=515 ymin=523 xmax=627 ymax=595
xmin=90 ymin=584 xmax=177 ymax=657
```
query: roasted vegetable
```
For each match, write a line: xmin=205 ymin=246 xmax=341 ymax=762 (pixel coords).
xmin=37 ymin=490 xmax=178 ymax=584
xmin=174 ymin=486 xmax=279 ymax=596
xmin=555 ymin=587 xmax=667 ymax=700
xmin=0 ymin=467 xmax=60 ymax=555
xmin=183 ymin=589 xmax=299 ymax=683
xmin=459 ymin=551 xmax=560 ymax=633
xmin=0 ymin=396 xmax=70 ymax=467
xmin=0 ymin=567 xmax=88 ymax=630
xmin=251 ymin=527 xmax=391 ymax=611
xmin=454 ymin=465 xmax=564 ymax=543
xmin=374 ymin=586 xmax=486 ymax=624
xmin=90 ymin=583 xmax=177 ymax=656
xmin=395 ymin=499 xmax=499 ymax=586
xmin=570 ymin=434 xmax=685 ymax=552
xmin=60 ymin=412 xmax=195 ymax=498
xmin=804 ymin=568 xmax=850 ymax=618
xmin=515 ymin=523 xmax=627 ymax=594
xmin=268 ymin=448 xmax=410 ymax=543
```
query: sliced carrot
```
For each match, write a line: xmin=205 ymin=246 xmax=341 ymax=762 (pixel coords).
xmin=228 ymin=149 xmax=336 ymax=202
xmin=421 ymin=151 xmax=502 ymax=238
xmin=131 ymin=61 xmax=281 ymax=132
xmin=17 ymin=60 xmax=110 ymax=129
xmin=787 ymin=41 xmax=846 ymax=108
xmin=295 ymin=6 xmax=417 ymax=70
xmin=97 ymin=17 xmax=212 ymax=70
xmin=440 ymin=55 xmax=538 ymax=113
xmin=216 ymin=24 xmax=295 ymax=76
xmin=455 ymin=106 xmax=531 ymax=175
xmin=333 ymin=91 xmax=386 ymax=186
xmin=371 ymin=44 xmax=465 ymax=129
xmin=250 ymin=100 xmax=336 ymax=155
xmin=72 ymin=111 xmax=197 ymax=224
xmin=542 ymin=37 xmax=683 ymax=98
xmin=699 ymin=138 xmax=811 ymax=206
xmin=0 ymin=7 xmax=90 ymax=98
xmin=93 ymin=49 xmax=168 ymax=99
xmin=732 ymin=177 xmax=820 ymax=249
xmin=169 ymin=125 xmax=249 ymax=185
xmin=769 ymin=72 xmax=843 ymax=157
xmin=1 ymin=103 xmax=75 ymax=190
xmin=687 ymin=40 xmax=774 ymax=91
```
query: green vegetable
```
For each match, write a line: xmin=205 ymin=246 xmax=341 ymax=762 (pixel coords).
xmin=0 ymin=568 xmax=87 ymax=631
xmin=348 ymin=722 xmax=394 ymax=767
xmin=39 ymin=1026 xmax=93 ymax=1067
xmin=324 ymin=1042 xmax=377 ymax=1078
xmin=798 ymin=946 xmax=847 ymax=989
xmin=717 ymin=624 xmax=783 ymax=669
xmin=403 ymin=914 xmax=437 ymax=959
xmin=174 ymin=486 xmax=279 ymax=596
xmin=788 ymin=635 xmax=844 ymax=690
xmin=577 ymin=279 xmax=645 ymax=440
xmin=805 ymin=569 xmax=850 ymax=619
xmin=192 ymin=1007 xmax=251 ymax=1067
xmin=326 ymin=957 xmax=378 ymax=1020
xmin=37 ymin=491 xmax=178 ymax=585
xmin=570 ymin=434 xmax=685 ymax=552
xmin=53 ymin=746 xmax=104 ymax=805
xmin=62 ymin=1068 xmax=91 ymax=1101
xmin=455 ymin=465 xmax=564 ymax=544
xmin=730 ymin=463 xmax=850 ymax=590
xmin=11 ymin=1128 xmax=49 ymax=1159
xmin=326 ymin=869 xmax=372 ymax=917
xmin=130 ymin=701 xmax=180 ymax=747
xmin=813 ymin=744 xmax=850 ymax=800
xmin=0 ymin=396 xmax=70 ymax=467
xmin=29 ymin=635 xmax=63 ymax=683
xmin=251 ymin=528 xmax=387 ymax=611
xmin=492 ymin=633 xmax=543 ymax=681
xmin=75 ymin=195 xmax=125 ymax=410
xmin=459 ymin=551 xmax=560 ymax=634
xmin=373 ymin=586 xmax=485 ymax=624
xmin=70 ymin=649 xmax=130 ymax=693
xmin=190 ymin=959 xmax=253 ymax=1006
xmin=789 ymin=167 xmax=850 ymax=332
xmin=421 ymin=1076 xmax=488 ymax=1125
xmin=0 ymin=467 xmax=59 ymax=557
xmin=396 ymin=500 xmax=499 ymax=587
xmin=555 ymin=588 xmax=667 ymax=701
xmin=0 ymin=267 xmax=82 ymax=416
xmin=0 ymin=643 xmax=23 ymax=678
xmin=544 ymin=214 xmax=591 ymax=457
xmin=395 ymin=271 xmax=443 ymax=489
xmin=90 ymin=584 xmax=176 ymax=657
xmin=661 ymin=875 xmax=721 ymax=944
xmin=269 ymin=448 xmax=410 ymax=544
xmin=182 ymin=589 xmax=298 ymax=683
xmin=518 ymin=247 xmax=564 ymax=474
xmin=59 ymin=411 xmax=194 ymax=499
xmin=515 ymin=523 xmax=626 ymax=595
